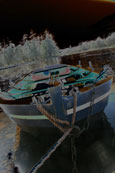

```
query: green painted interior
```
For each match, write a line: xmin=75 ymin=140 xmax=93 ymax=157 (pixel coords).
xmin=4 ymin=65 xmax=106 ymax=100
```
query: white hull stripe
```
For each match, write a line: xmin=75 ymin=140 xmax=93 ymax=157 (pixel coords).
xmin=10 ymin=114 xmax=48 ymax=120
xmin=67 ymin=90 xmax=111 ymax=115
xmin=10 ymin=91 xmax=111 ymax=120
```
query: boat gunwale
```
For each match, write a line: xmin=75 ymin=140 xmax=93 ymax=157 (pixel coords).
xmin=0 ymin=76 xmax=112 ymax=105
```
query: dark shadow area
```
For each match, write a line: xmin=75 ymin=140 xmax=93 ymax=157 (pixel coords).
xmin=14 ymin=111 xmax=115 ymax=173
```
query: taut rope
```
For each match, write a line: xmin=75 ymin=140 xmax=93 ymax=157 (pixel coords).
xmin=27 ymin=88 xmax=78 ymax=173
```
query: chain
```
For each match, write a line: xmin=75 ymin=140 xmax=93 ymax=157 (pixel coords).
xmin=112 ymin=129 xmax=115 ymax=148
xmin=71 ymin=88 xmax=79 ymax=173
xmin=71 ymin=135 xmax=79 ymax=173
xmin=88 ymin=84 xmax=95 ymax=124
xmin=82 ymin=84 xmax=95 ymax=132
xmin=89 ymin=84 xmax=95 ymax=114
xmin=70 ymin=84 xmax=96 ymax=173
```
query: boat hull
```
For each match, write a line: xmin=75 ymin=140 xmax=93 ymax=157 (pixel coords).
xmin=0 ymin=78 xmax=112 ymax=135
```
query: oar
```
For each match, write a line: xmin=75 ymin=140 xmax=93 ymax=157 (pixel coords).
xmin=0 ymin=64 xmax=18 ymax=71
xmin=26 ymin=69 xmax=81 ymax=84
xmin=12 ymin=77 xmax=97 ymax=97
xmin=11 ymin=69 xmax=108 ymax=98
xmin=93 ymin=69 xmax=108 ymax=84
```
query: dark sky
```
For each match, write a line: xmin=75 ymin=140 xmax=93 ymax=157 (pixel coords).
xmin=0 ymin=0 xmax=115 ymax=47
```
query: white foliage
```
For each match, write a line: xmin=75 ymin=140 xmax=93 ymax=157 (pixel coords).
xmin=0 ymin=31 xmax=59 ymax=68
xmin=0 ymin=31 xmax=60 ymax=78
xmin=40 ymin=31 xmax=59 ymax=65
xmin=14 ymin=44 xmax=24 ymax=62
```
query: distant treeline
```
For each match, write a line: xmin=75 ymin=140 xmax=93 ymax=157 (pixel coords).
xmin=0 ymin=31 xmax=59 ymax=67
xmin=61 ymin=32 xmax=115 ymax=56
xmin=0 ymin=31 xmax=115 ymax=78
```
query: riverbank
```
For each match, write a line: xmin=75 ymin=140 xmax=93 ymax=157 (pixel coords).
xmin=0 ymin=112 xmax=15 ymax=173
xmin=111 ymin=82 xmax=115 ymax=92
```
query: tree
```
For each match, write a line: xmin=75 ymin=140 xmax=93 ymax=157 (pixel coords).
xmin=41 ymin=31 xmax=59 ymax=65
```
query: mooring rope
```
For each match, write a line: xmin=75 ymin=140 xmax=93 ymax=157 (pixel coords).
xmin=27 ymin=128 xmax=72 ymax=173
xmin=14 ymin=126 xmax=21 ymax=151
xmin=33 ymin=97 xmax=70 ymax=131
xmin=33 ymin=99 xmax=67 ymax=133
xmin=27 ymin=89 xmax=78 ymax=173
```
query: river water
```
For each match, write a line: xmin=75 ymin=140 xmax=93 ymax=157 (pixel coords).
xmin=0 ymin=85 xmax=115 ymax=173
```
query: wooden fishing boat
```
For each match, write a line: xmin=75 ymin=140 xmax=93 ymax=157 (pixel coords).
xmin=0 ymin=64 xmax=113 ymax=135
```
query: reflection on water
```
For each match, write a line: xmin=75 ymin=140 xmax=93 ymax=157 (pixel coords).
xmin=14 ymin=93 xmax=115 ymax=173
xmin=105 ymin=93 xmax=115 ymax=130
